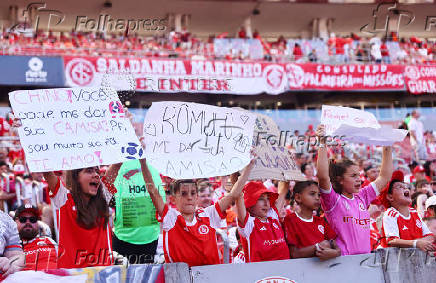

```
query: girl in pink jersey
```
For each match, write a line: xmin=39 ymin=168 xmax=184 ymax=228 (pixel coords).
xmin=316 ymin=124 xmax=393 ymax=255
xmin=235 ymin=181 xmax=290 ymax=262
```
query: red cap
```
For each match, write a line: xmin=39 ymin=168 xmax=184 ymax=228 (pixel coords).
xmin=413 ymin=165 xmax=425 ymax=175
xmin=378 ymin=170 xmax=404 ymax=209
xmin=243 ymin=181 xmax=278 ymax=209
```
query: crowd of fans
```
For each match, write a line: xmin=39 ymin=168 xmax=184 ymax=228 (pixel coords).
xmin=1 ymin=28 xmax=435 ymax=64
xmin=0 ymin=106 xmax=436 ymax=279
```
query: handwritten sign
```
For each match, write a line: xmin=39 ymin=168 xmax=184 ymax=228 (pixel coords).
xmin=142 ymin=102 xmax=256 ymax=179
xmin=334 ymin=124 xmax=408 ymax=146
xmin=9 ymin=88 xmax=141 ymax=172
xmin=247 ymin=112 xmax=305 ymax=181
xmin=321 ymin=105 xmax=379 ymax=135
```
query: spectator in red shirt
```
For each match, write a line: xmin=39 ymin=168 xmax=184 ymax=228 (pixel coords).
xmin=293 ymin=43 xmax=303 ymax=62
xmin=362 ymin=164 xmax=379 ymax=188
xmin=143 ymin=158 xmax=255 ymax=267
xmin=14 ymin=204 xmax=57 ymax=270
xmin=238 ymin=27 xmax=246 ymax=39
xmin=284 ymin=181 xmax=340 ymax=259
xmin=42 ymin=164 xmax=121 ymax=268
xmin=381 ymin=40 xmax=391 ymax=64
xmin=379 ymin=171 xmax=435 ymax=251
xmin=236 ymin=180 xmax=290 ymax=262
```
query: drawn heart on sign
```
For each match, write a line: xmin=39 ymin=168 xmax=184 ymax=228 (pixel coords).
xmin=240 ymin=115 xmax=249 ymax=125
xmin=144 ymin=124 xmax=156 ymax=136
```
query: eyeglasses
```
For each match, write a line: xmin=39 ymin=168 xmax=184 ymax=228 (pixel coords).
xmin=18 ymin=216 xmax=38 ymax=223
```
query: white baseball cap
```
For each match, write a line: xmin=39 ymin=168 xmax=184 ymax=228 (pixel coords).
xmin=425 ymin=195 xmax=436 ymax=210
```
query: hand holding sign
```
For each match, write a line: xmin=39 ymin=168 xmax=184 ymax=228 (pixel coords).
xmin=142 ymin=102 xmax=256 ymax=179
xmin=321 ymin=105 xmax=407 ymax=146
xmin=9 ymin=87 xmax=141 ymax=172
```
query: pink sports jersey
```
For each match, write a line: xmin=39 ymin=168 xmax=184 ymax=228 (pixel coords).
xmin=320 ymin=182 xmax=378 ymax=255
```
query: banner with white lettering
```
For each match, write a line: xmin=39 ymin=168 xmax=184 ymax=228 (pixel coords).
xmin=247 ymin=112 xmax=305 ymax=181
xmin=9 ymin=88 xmax=141 ymax=172
xmin=286 ymin=63 xmax=405 ymax=90
xmin=404 ymin=65 xmax=436 ymax=94
xmin=64 ymin=56 xmax=406 ymax=94
xmin=142 ymin=102 xmax=256 ymax=179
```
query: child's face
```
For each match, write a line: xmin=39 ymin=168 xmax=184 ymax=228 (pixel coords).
xmin=389 ymin=182 xmax=411 ymax=207
xmin=174 ymin=183 xmax=198 ymax=215
xmin=341 ymin=165 xmax=362 ymax=195
xmin=78 ymin=167 xmax=101 ymax=197
xmin=296 ymin=184 xmax=320 ymax=210
xmin=249 ymin=193 xmax=270 ymax=219
xmin=304 ymin=165 xmax=314 ymax=177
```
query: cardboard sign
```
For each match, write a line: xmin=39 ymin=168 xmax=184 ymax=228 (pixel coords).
xmin=142 ymin=102 xmax=256 ymax=179
xmin=9 ymin=88 xmax=141 ymax=172
xmin=248 ymin=112 xmax=305 ymax=181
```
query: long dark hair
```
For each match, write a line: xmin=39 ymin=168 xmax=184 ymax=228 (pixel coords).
xmin=329 ymin=159 xmax=356 ymax=194
xmin=66 ymin=168 xmax=109 ymax=229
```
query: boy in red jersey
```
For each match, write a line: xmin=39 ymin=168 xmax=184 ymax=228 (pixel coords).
xmin=284 ymin=181 xmax=340 ymax=259
xmin=236 ymin=180 xmax=290 ymax=262
xmin=379 ymin=170 xmax=435 ymax=251
xmin=139 ymin=158 xmax=255 ymax=267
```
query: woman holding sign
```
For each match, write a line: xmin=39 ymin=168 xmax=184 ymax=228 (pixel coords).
xmin=43 ymin=164 xmax=120 ymax=268
xmin=316 ymin=124 xmax=393 ymax=255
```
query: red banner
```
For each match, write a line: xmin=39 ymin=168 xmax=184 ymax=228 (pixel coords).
xmin=286 ymin=63 xmax=405 ymax=91
xmin=404 ymin=65 xmax=436 ymax=94
xmin=63 ymin=56 xmax=407 ymax=94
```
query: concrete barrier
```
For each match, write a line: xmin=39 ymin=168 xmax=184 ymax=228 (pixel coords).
xmin=190 ymin=248 xmax=436 ymax=283
xmin=7 ymin=248 xmax=434 ymax=282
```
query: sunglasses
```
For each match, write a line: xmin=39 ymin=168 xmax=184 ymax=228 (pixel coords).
xmin=18 ymin=216 xmax=38 ymax=223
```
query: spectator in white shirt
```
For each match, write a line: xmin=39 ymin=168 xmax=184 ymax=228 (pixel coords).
xmin=408 ymin=110 xmax=427 ymax=162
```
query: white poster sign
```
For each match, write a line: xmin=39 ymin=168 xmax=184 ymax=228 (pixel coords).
xmin=321 ymin=105 xmax=379 ymax=135
xmin=142 ymin=102 xmax=256 ymax=179
xmin=9 ymin=88 xmax=141 ymax=172
xmin=248 ymin=112 xmax=305 ymax=181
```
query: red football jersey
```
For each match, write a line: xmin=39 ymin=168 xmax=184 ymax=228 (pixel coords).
xmin=158 ymin=202 xmax=226 ymax=267
xmin=238 ymin=207 xmax=290 ymax=263
xmin=50 ymin=179 xmax=113 ymax=268
xmin=381 ymin=207 xmax=432 ymax=247
xmin=284 ymin=212 xmax=336 ymax=248
xmin=23 ymin=236 xmax=58 ymax=271
xmin=370 ymin=219 xmax=381 ymax=250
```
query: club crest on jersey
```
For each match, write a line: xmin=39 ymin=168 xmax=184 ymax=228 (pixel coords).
xmin=272 ymin=223 xmax=279 ymax=229
xmin=198 ymin=224 xmax=209 ymax=235
xmin=318 ymin=225 xmax=325 ymax=234
xmin=416 ymin=219 xmax=422 ymax=228
xmin=359 ymin=202 xmax=366 ymax=211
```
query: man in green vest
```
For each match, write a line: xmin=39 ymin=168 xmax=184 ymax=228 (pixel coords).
xmin=112 ymin=159 xmax=166 ymax=264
